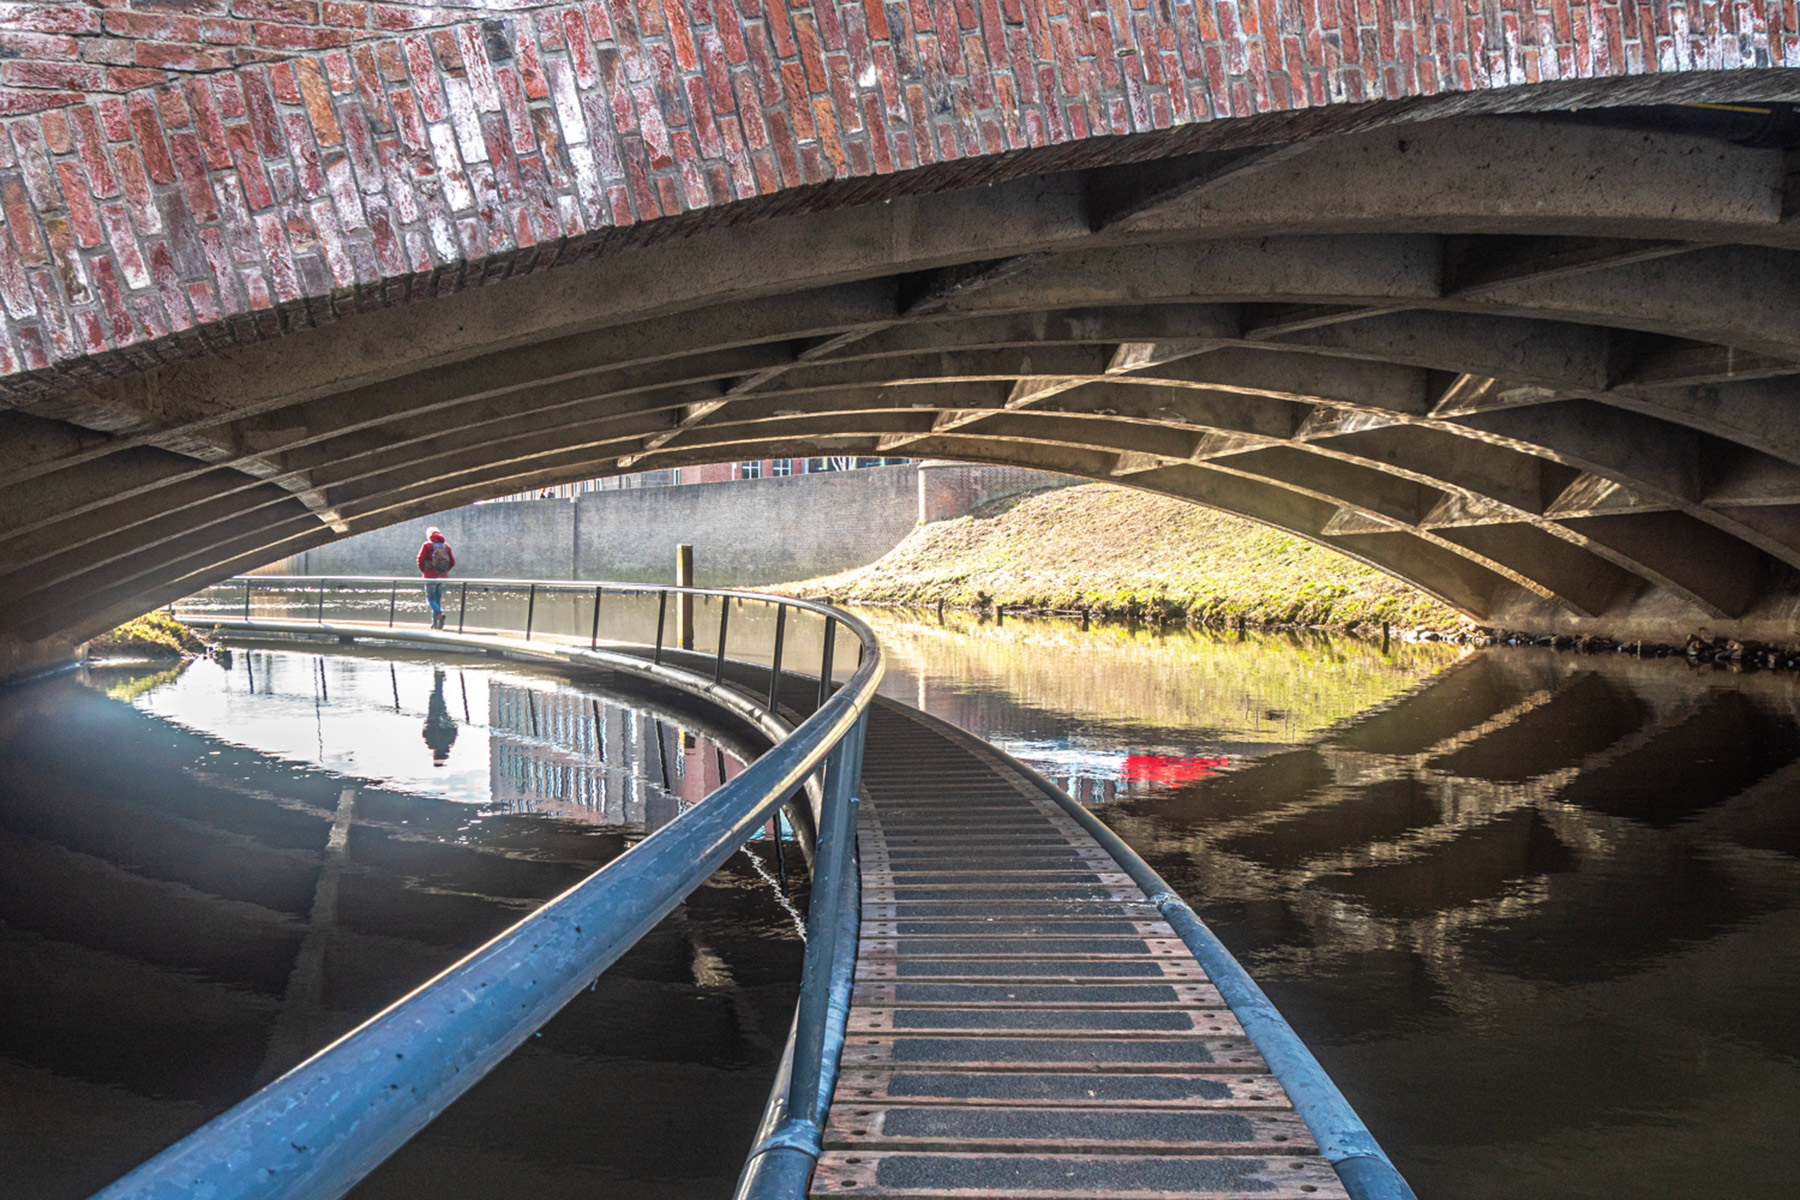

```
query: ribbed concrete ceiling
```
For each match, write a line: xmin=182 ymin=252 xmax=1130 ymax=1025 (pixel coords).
xmin=10 ymin=105 xmax=1800 ymax=652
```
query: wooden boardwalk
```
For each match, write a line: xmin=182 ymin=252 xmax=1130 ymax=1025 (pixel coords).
xmin=810 ymin=701 xmax=1346 ymax=1199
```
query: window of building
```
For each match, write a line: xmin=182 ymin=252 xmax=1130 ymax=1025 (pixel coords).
xmin=736 ymin=460 xmax=763 ymax=479
xmin=771 ymin=459 xmax=794 ymax=476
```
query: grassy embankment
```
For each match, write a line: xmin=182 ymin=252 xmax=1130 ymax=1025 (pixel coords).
xmin=781 ymin=483 xmax=1469 ymax=633
xmin=86 ymin=611 xmax=209 ymax=659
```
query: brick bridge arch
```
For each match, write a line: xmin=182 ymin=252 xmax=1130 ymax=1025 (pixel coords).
xmin=5 ymin=0 xmax=1800 ymax=670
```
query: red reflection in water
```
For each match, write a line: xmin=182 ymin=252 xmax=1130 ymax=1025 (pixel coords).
xmin=1123 ymin=753 xmax=1229 ymax=786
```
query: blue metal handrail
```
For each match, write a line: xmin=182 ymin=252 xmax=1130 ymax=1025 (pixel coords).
xmin=105 ymin=575 xmax=882 ymax=1200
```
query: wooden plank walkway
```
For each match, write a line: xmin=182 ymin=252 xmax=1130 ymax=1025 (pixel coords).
xmin=810 ymin=700 xmax=1347 ymax=1199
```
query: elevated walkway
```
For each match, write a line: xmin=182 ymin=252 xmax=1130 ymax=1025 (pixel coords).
xmin=111 ymin=577 xmax=1405 ymax=1200
xmin=817 ymin=701 xmax=1344 ymax=1198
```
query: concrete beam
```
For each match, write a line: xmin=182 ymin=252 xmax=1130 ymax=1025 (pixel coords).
xmin=1119 ymin=118 xmax=1786 ymax=244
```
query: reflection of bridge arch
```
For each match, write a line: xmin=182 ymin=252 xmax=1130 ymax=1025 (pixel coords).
xmin=9 ymin=5 xmax=1800 ymax=666
xmin=1143 ymin=649 xmax=1800 ymax=970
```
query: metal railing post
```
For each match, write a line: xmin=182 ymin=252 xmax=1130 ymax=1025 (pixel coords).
xmin=590 ymin=585 xmax=602 ymax=649
xmin=457 ymin=582 xmax=468 ymax=634
xmin=388 ymin=585 xmax=398 ymax=628
xmin=525 ymin=583 xmax=537 ymax=641
xmin=767 ymin=604 xmax=786 ymax=713
xmin=654 ymin=589 xmax=668 ymax=665
xmin=816 ymin=616 xmax=836 ymax=711
xmin=317 ymin=579 xmax=326 ymax=625
xmin=713 ymin=596 xmax=731 ymax=684
xmin=243 ymin=579 xmax=251 ymax=621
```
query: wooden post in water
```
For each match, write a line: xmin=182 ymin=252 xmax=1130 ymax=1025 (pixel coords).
xmin=675 ymin=543 xmax=695 ymax=650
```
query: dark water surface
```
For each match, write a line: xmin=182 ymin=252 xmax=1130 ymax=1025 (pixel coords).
xmin=0 ymin=648 xmax=806 ymax=1199
xmin=9 ymin=616 xmax=1800 ymax=1199
xmin=859 ymin=609 xmax=1800 ymax=1200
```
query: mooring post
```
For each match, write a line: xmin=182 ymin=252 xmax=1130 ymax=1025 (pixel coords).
xmin=590 ymin=585 xmax=602 ymax=649
xmin=676 ymin=543 xmax=695 ymax=651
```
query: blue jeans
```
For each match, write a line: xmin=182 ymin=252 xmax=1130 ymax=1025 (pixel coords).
xmin=424 ymin=580 xmax=444 ymax=620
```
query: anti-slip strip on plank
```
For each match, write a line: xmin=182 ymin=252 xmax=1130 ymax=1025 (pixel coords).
xmin=856 ymin=960 xmax=1208 ymax=981
xmin=810 ymin=1152 xmax=1348 ymax=1198
xmin=860 ymin=928 xmax=1173 ymax=942
xmin=849 ymin=1009 xmax=1245 ymax=1036
xmin=862 ymin=939 xmax=1192 ymax=960
xmin=852 ymin=982 xmax=1224 ymax=1007
xmin=866 ymin=873 xmax=1136 ymax=887
xmin=842 ymin=1036 xmax=1269 ymax=1072
xmin=834 ymin=1070 xmax=1290 ymax=1107
xmin=823 ymin=1105 xmax=1314 ymax=1152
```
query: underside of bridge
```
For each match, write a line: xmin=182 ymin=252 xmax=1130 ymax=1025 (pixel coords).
xmin=11 ymin=84 xmax=1800 ymax=670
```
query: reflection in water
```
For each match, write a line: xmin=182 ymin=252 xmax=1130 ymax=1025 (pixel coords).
xmin=0 ymin=650 xmax=799 ymax=1200
xmin=423 ymin=668 xmax=457 ymax=764
xmin=860 ymin=607 xmax=1463 ymax=798
xmin=869 ymin=611 xmax=1800 ymax=1200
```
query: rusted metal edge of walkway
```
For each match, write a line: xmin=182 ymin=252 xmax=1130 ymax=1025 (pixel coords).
xmin=810 ymin=699 xmax=1374 ymax=1200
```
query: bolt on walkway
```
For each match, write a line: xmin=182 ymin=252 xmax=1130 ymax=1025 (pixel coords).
xmin=811 ymin=701 xmax=1345 ymax=1199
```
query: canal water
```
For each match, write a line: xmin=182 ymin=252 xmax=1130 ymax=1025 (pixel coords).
xmin=0 ymin=647 xmax=807 ymax=1199
xmin=860 ymin=608 xmax=1800 ymax=1200
xmin=6 ymin=612 xmax=1798 ymax=1198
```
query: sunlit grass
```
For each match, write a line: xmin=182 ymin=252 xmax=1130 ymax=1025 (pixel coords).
xmin=783 ymin=483 xmax=1469 ymax=632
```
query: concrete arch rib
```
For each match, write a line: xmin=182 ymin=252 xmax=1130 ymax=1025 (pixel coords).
xmin=676 ymin=378 xmax=1777 ymax=616
xmin=618 ymin=414 xmax=1637 ymax=617
xmin=21 ymin=97 xmax=1800 ymax=657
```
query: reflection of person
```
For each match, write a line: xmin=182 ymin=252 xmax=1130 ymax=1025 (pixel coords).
xmin=416 ymin=526 xmax=455 ymax=629
xmin=423 ymin=668 xmax=458 ymax=765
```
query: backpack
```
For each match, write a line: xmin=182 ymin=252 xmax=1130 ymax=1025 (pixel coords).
xmin=425 ymin=541 xmax=451 ymax=572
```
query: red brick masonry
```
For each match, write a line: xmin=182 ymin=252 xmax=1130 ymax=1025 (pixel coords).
xmin=0 ymin=0 xmax=1793 ymax=391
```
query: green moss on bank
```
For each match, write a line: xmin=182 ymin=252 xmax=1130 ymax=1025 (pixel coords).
xmin=780 ymin=483 xmax=1467 ymax=631
xmin=87 ymin=612 xmax=208 ymax=660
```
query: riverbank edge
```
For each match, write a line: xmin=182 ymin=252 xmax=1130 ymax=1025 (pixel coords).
xmin=766 ymin=483 xmax=1800 ymax=671
xmin=768 ymin=594 xmax=1800 ymax=671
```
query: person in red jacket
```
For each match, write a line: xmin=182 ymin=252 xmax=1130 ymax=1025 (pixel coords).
xmin=417 ymin=527 xmax=455 ymax=628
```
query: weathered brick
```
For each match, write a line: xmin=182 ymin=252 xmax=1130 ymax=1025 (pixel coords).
xmin=0 ymin=0 xmax=1794 ymax=380
xmin=295 ymin=58 xmax=345 ymax=145
xmin=139 ymin=42 xmax=236 ymax=71
xmin=90 ymin=254 xmax=136 ymax=342
xmin=255 ymin=21 xmax=357 ymax=51
xmin=54 ymin=163 xmax=104 ymax=247
xmin=4 ymin=60 xmax=108 ymax=92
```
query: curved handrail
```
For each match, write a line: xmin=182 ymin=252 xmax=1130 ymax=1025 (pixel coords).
xmin=102 ymin=575 xmax=881 ymax=1200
